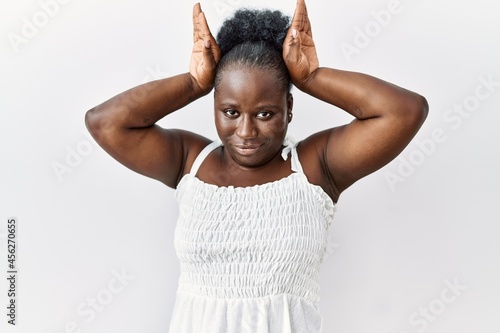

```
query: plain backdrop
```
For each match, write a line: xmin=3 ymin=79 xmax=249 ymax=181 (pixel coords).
xmin=1 ymin=0 xmax=499 ymax=332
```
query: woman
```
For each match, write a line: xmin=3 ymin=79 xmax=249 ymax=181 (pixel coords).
xmin=85 ymin=1 xmax=428 ymax=332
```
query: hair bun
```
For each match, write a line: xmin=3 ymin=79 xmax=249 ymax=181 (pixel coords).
xmin=216 ymin=9 xmax=290 ymax=56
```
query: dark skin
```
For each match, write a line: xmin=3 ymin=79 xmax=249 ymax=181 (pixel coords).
xmin=202 ymin=67 xmax=294 ymax=187
xmin=85 ymin=0 xmax=428 ymax=203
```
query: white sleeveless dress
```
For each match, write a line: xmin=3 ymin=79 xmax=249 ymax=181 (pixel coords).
xmin=170 ymin=139 xmax=336 ymax=333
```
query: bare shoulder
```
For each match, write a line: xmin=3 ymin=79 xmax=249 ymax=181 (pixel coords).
xmin=171 ymin=129 xmax=213 ymax=186
xmin=296 ymin=127 xmax=344 ymax=203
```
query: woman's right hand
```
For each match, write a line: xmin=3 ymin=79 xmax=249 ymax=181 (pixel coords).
xmin=189 ymin=3 xmax=221 ymax=94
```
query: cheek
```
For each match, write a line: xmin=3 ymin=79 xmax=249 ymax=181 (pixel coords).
xmin=214 ymin=113 xmax=234 ymax=137
xmin=263 ymin=116 xmax=288 ymax=134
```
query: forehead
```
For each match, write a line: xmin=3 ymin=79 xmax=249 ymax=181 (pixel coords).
xmin=215 ymin=67 xmax=285 ymax=102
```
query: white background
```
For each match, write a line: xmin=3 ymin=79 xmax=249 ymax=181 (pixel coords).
xmin=1 ymin=0 xmax=499 ymax=332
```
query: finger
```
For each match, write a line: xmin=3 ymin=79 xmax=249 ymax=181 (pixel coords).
xmin=193 ymin=3 xmax=201 ymax=20
xmin=204 ymin=37 xmax=222 ymax=65
xmin=302 ymin=0 xmax=312 ymax=35
xmin=197 ymin=10 xmax=214 ymax=43
xmin=283 ymin=27 xmax=302 ymax=65
xmin=291 ymin=0 xmax=312 ymax=36
xmin=193 ymin=3 xmax=202 ymax=43
xmin=202 ymin=39 xmax=218 ymax=71
xmin=302 ymin=0 xmax=313 ymax=36
xmin=291 ymin=0 xmax=306 ymax=31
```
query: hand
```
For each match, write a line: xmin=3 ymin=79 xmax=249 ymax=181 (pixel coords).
xmin=189 ymin=3 xmax=221 ymax=94
xmin=283 ymin=0 xmax=319 ymax=90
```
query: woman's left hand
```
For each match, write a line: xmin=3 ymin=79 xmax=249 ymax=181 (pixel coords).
xmin=283 ymin=0 xmax=319 ymax=90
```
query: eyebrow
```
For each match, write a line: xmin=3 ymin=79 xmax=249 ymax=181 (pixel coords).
xmin=219 ymin=102 xmax=281 ymax=110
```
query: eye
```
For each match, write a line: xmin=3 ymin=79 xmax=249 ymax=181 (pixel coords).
xmin=256 ymin=111 xmax=273 ymax=119
xmin=223 ymin=109 xmax=239 ymax=118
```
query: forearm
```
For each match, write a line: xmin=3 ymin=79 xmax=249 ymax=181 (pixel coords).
xmin=298 ymin=67 xmax=427 ymax=119
xmin=86 ymin=73 xmax=208 ymax=130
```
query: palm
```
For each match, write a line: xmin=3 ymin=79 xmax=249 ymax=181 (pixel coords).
xmin=189 ymin=39 xmax=211 ymax=90
xmin=297 ymin=29 xmax=319 ymax=77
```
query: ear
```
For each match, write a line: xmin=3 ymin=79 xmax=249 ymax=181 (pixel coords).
xmin=287 ymin=93 xmax=294 ymax=123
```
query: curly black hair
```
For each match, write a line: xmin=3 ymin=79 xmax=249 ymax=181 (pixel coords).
xmin=214 ymin=9 xmax=292 ymax=93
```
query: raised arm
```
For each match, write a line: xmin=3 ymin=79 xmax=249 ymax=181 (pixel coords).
xmin=84 ymin=3 xmax=220 ymax=188
xmin=283 ymin=0 xmax=428 ymax=198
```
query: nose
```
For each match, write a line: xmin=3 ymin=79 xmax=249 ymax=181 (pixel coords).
xmin=235 ymin=114 xmax=258 ymax=139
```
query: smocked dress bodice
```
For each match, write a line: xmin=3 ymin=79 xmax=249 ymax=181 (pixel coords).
xmin=170 ymin=140 xmax=336 ymax=333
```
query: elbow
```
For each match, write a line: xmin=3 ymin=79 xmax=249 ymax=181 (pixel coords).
xmin=85 ymin=107 xmax=100 ymax=139
xmin=417 ymin=94 xmax=429 ymax=125
xmin=407 ymin=93 xmax=429 ymax=129
xmin=85 ymin=106 xmax=114 ymax=143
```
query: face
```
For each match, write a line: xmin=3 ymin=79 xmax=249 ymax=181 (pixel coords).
xmin=214 ymin=67 xmax=293 ymax=168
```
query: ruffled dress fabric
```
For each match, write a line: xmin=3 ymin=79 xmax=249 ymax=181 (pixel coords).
xmin=170 ymin=140 xmax=336 ymax=333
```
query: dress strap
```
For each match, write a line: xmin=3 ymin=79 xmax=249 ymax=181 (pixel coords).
xmin=290 ymin=143 xmax=304 ymax=173
xmin=281 ymin=137 xmax=304 ymax=174
xmin=189 ymin=141 xmax=221 ymax=176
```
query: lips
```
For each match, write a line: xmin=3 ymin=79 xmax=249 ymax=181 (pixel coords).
xmin=233 ymin=143 xmax=262 ymax=156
